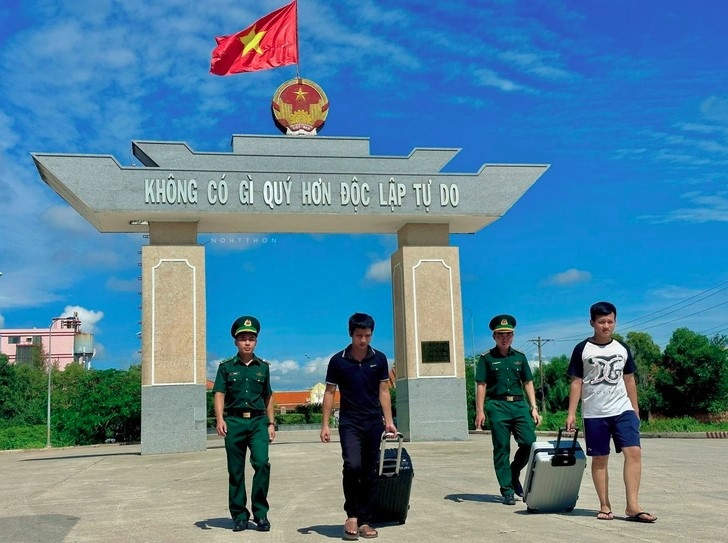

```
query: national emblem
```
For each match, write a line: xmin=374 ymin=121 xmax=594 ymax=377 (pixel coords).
xmin=271 ymin=77 xmax=329 ymax=135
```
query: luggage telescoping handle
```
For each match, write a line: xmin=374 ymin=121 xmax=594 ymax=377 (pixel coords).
xmin=555 ymin=427 xmax=579 ymax=455
xmin=379 ymin=431 xmax=404 ymax=477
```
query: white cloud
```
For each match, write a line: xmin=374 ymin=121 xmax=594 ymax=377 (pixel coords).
xmin=700 ymin=95 xmax=728 ymax=124
xmin=544 ymin=268 xmax=592 ymax=286
xmin=641 ymin=191 xmax=728 ymax=223
xmin=364 ymin=259 xmax=391 ymax=283
xmin=269 ymin=354 xmax=331 ymax=390
xmin=60 ymin=306 xmax=104 ymax=334
xmin=473 ymin=68 xmax=526 ymax=93
xmin=42 ymin=205 xmax=97 ymax=235
xmin=499 ymin=51 xmax=574 ymax=81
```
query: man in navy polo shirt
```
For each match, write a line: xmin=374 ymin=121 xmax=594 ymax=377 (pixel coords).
xmin=321 ymin=313 xmax=397 ymax=540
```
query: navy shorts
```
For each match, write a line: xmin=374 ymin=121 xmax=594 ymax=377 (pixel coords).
xmin=583 ymin=410 xmax=641 ymax=456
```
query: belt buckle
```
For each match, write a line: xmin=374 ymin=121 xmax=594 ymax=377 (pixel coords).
xmin=506 ymin=395 xmax=515 ymax=402
xmin=242 ymin=412 xmax=251 ymax=419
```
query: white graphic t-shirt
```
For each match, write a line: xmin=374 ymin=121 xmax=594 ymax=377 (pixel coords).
xmin=567 ymin=338 xmax=637 ymax=418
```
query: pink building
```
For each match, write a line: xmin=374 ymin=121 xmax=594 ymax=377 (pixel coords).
xmin=0 ymin=314 xmax=94 ymax=370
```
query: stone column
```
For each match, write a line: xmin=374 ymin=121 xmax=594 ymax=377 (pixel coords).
xmin=391 ymin=224 xmax=469 ymax=441
xmin=140 ymin=222 xmax=207 ymax=455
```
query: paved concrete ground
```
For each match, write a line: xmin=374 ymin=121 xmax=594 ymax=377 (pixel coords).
xmin=1 ymin=431 xmax=726 ymax=543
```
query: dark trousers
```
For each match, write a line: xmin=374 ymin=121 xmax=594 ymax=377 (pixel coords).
xmin=486 ymin=400 xmax=536 ymax=496
xmin=224 ymin=416 xmax=271 ymax=522
xmin=338 ymin=422 xmax=383 ymax=523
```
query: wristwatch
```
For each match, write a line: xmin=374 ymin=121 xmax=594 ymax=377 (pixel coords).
xmin=267 ymin=422 xmax=276 ymax=426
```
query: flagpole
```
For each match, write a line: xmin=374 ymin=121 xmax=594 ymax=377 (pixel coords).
xmin=295 ymin=0 xmax=300 ymax=79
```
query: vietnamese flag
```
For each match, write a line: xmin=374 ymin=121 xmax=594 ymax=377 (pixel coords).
xmin=210 ymin=1 xmax=298 ymax=75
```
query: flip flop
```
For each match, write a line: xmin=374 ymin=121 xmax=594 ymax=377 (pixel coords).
xmin=343 ymin=518 xmax=359 ymax=540
xmin=342 ymin=528 xmax=359 ymax=540
xmin=597 ymin=510 xmax=613 ymax=520
xmin=625 ymin=511 xmax=657 ymax=523
xmin=358 ymin=525 xmax=378 ymax=539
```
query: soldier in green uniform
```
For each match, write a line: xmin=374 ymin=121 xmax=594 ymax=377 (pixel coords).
xmin=474 ymin=314 xmax=541 ymax=505
xmin=213 ymin=316 xmax=276 ymax=532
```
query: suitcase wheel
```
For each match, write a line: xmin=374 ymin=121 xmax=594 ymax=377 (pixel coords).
xmin=527 ymin=507 xmax=537 ymax=514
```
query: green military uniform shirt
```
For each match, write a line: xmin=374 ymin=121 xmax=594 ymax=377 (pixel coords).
xmin=212 ymin=354 xmax=272 ymax=411
xmin=475 ymin=347 xmax=533 ymax=398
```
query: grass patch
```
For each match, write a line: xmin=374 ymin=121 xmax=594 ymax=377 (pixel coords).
xmin=641 ymin=417 xmax=728 ymax=433
xmin=0 ymin=425 xmax=47 ymax=450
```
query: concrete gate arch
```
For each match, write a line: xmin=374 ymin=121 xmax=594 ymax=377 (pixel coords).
xmin=33 ymin=134 xmax=548 ymax=454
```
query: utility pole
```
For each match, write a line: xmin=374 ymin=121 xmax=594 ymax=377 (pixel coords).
xmin=528 ymin=336 xmax=552 ymax=412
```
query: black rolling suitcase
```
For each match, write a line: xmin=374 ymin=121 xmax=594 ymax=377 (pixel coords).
xmin=370 ymin=432 xmax=414 ymax=524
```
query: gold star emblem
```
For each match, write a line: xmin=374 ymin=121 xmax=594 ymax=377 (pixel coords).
xmin=239 ymin=27 xmax=266 ymax=56
xmin=294 ymin=87 xmax=308 ymax=100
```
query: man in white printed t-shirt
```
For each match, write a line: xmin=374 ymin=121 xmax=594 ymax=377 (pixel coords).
xmin=566 ymin=301 xmax=657 ymax=524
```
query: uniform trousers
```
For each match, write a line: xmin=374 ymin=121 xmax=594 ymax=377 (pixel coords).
xmin=486 ymin=400 xmax=536 ymax=496
xmin=224 ymin=415 xmax=270 ymax=521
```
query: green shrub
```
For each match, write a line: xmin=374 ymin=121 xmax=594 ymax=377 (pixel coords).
xmin=641 ymin=417 xmax=728 ymax=432
xmin=276 ymin=414 xmax=306 ymax=425
xmin=0 ymin=425 xmax=46 ymax=450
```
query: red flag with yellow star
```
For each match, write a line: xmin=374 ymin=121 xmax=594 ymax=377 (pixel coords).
xmin=210 ymin=1 xmax=298 ymax=75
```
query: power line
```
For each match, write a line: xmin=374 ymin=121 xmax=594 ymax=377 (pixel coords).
xmin=617 ymin=282 xmax=728 ymax=328
xmin=550 ymin=279 xmax=728 ymax=342
xmin=528 ymin=337 xmax=552 ymax=412
xmin=635 ymin=299 xmax=728 ymax=332
xmin=699 ymin=322 xmax=728 ymax=336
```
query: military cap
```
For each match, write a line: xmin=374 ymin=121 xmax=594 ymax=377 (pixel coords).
xmin=230 ymin=315 xmax=261 ymax=337
xmin=489 ymin=314 xmax=516 ymax=332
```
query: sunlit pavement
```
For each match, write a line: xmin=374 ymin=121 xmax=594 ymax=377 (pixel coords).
xmin=1 ymin=430 xmax=726 ymax=542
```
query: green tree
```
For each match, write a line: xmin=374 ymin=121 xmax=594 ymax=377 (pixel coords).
xmin=464 ymin=356 xmax=476 ymax=430
xmin=655 ymin=328 xmax=728 ymax=416
xmin=532 ymin=355 xmax=571 ymax=413
xmin=9 ymin=364 xmax=47 ymax=426
xmin=53 ymin=365 xmax=142 ymax=445
xmin=294 ymin=401 xmax=322 ymax=423
xmin=624 ymin=331 xmax=661 ymax=419
xmin=207 ymin=389 xmax=215 ymax=428
xmin=711 ymin=334 xmax=728 ymax=348
xmin=0 ymin=354 xmax=16 ymax=423
xmin=32 ymin=344 xmax=48 ymax=371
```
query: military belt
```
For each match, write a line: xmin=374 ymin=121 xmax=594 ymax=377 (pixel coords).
xmin=226 ymin=409 xmax=266 ymax=418
xmin=491 ymin=395 xmax=524 ymax=402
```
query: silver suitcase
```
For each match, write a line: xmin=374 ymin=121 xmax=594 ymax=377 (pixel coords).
xmin=523 ymin=428 xmax=586 ymax=513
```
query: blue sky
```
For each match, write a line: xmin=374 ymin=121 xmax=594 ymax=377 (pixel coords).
xmin=1 ymin=0 xmax=727 ymax=390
